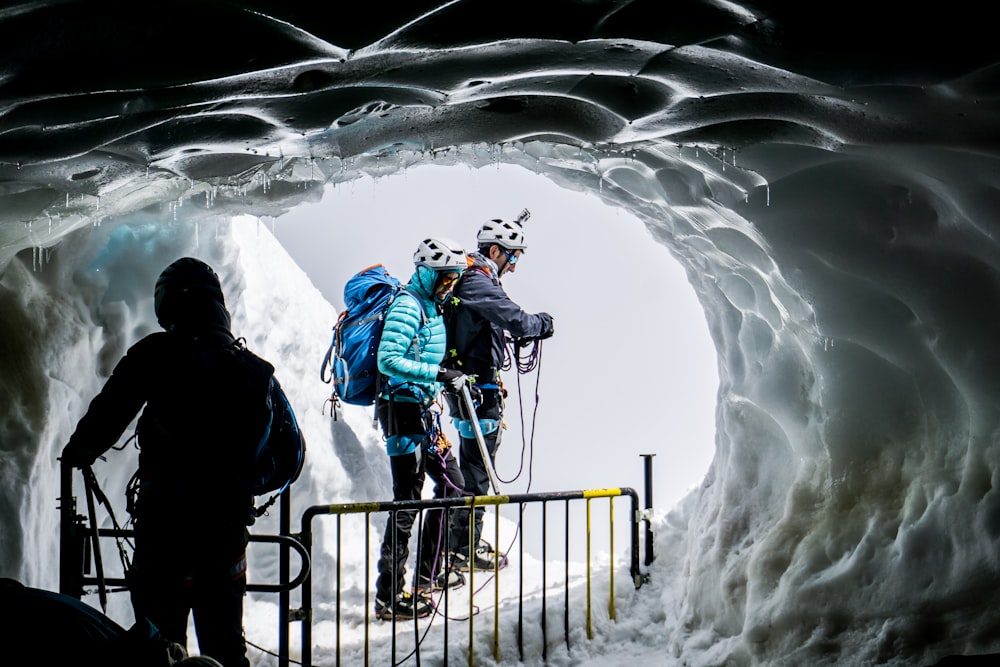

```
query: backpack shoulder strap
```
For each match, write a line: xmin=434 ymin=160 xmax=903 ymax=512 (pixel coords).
xmin=399 ymin=287 xmax=427 ymax=326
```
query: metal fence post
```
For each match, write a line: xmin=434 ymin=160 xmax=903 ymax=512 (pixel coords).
xmin=641 ymin=454 xmax=655 ymax=566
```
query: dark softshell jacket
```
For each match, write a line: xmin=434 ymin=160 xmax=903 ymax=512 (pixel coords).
xmin=446 ymin=252 xmax=550 ymax=379
xmin=63 ymin=328 xmax=257 ymax=528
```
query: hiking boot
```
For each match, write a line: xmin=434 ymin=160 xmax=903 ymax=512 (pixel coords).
xmin=374 ymin=591 xmax=434 ymax=620
xmin=451 ymin=540 xmax=508 ymax=572
xmin=416 ymin=564 xmax=466 ymax=595
xmin=437 ymin=565 xmax=466 ymax=590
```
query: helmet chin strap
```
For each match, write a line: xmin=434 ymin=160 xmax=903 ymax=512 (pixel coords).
xmin=492 ymin=245 xmax=511 ymax=276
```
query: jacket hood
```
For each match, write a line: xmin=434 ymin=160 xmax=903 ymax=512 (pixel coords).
xmin=468 ymin=251 xmax=498 ymax=278
xmin=409 ymin=264 xmax=439 ymax=301
xmin=153 ymin=257 xmax=232 ymax=334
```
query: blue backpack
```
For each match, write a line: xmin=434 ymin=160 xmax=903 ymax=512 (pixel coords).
xmin=321 ymin=264 xmax=422 ymax=409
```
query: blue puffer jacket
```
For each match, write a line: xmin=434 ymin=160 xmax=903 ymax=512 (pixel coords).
xmin=376 ymin=264 xmax=446 ymax=406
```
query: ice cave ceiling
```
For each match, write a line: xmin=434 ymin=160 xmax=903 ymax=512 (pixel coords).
xmin=4 ymin=1 xmax=1000 ymax=663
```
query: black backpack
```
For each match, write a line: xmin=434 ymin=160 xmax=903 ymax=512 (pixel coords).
xmin=126 ymin=336 xmax=306 ymax=524
xmin=226 ymin=338 xmax=307 ymax=518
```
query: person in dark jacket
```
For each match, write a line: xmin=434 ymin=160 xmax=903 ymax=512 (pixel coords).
xmin=443 ymin=214 xmax=554 ymax=572
xmin=372 ymin=237 xmax=470 ymax=621
xmin=60 ymin=257 xmax=258 ymax=667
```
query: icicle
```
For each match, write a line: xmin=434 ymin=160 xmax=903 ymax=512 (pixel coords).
xmin=766 ymin=183 xmax=770 ymax=207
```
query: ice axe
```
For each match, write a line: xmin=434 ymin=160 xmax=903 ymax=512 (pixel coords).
xmin=460 ymin=382 xmax=501 ymax=494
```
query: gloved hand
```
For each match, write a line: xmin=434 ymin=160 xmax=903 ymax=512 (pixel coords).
xmin=60 ymin=444 xmax=97 ymax=468
xmin=538 ymin=312 xmax=555 ymax=340
xmin=436 ymin=367 xmax=470 ymax=393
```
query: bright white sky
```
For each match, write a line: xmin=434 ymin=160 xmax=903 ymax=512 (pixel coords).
xmin=270 ymin=163 xmax=718 ymax=514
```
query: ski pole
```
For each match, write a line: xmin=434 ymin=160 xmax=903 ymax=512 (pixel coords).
xmin=460 ymin=383 xmax=501 ymax=494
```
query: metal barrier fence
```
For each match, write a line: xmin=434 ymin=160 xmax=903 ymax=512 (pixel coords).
xmin=59 ymin=462 xmax=650 ymax=666
xmin=298 ymin=487 xmax=642 ymax=667
xmin=57 ymin=464 xmax=311 ymax=662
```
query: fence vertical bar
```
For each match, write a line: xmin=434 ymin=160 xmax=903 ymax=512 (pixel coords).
xmin=335 ymin=513 xmax=342 ymax=666
xmin=517 ymin=502 xmax=525 ymax=662
xmin=586 ymin=497 xmax=593 ymax=641
xmin=629 ymin=490 xmax=641 ymax=587
xmin=279 ymin=489 xmax=290 ymax=667
xmin=300 ymin=510 xmax=313 ymax=667
xmin=608 ymin=496 xmax=616 ymax=622
xmin=542 ymin=500 xmax=548 ymax=663
xmin=564 ymin=499 xmax=570 ymax=653
xmin=642 ymin=454 xmax=655 ymax=566
xmin=442 ymin=506 xmax=450 ymax=667
xmin=365 ymin=514 xmax=372 ymax=665
xmin=414 ymin=508 xmax=424 ymax=667
xmin=494 ymin=505 xmax=500 ymax=663
xmin=58 ymin=463 xmax=83 ymax=598
xmin=468 ymin=498 xmax=476 ymax=667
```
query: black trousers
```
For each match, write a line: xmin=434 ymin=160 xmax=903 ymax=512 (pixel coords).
xmin=375 ymin=399 xmax=465 ymax=601
xmin=129 ymin=518 xmax=250 ymax=667
xmin=448 ymin=388 xmax=502 ymax=558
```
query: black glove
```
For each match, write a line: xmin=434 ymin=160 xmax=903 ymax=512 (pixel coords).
xmin=538 ymin=312 xmax=554 ymax=340
xmin=60 ymin=444 xmax=97 ymax=468
xmin=436 ymin=367 xmax=470 ymax=393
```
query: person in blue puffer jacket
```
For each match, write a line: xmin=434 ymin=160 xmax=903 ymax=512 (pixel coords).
xmin=372 ymin=237 xmax=472 ymax=621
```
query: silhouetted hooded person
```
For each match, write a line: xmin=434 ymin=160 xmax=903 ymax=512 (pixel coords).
xmin=62 ymin=257 xmax=254 ymax=667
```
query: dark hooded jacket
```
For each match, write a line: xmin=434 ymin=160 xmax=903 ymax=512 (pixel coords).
xmin=63 ymin=258 xmax=257 ymax=529
xmin=445 ymin=251 xmax=553 ymax=381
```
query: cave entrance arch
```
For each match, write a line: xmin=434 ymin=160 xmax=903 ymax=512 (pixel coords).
xmin=268 ymin=159 xmax=719 ymax=520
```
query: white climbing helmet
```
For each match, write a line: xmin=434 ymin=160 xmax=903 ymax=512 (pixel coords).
xmin=413 ymin=237 xmax=467 ymax=271
xmin=477 ymin=209 xmax=530 ymax=251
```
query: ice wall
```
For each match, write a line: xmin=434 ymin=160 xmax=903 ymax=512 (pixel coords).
xmin=2 ymin=2 xmax=1000 ymax=665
